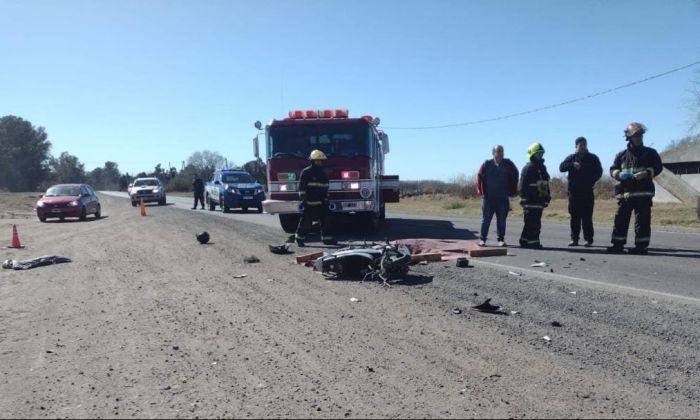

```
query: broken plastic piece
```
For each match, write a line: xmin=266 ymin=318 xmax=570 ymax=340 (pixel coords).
xmin=530 ymin=262 xmax=547 ymax=267
xmin=233 ymin=274 xmax=247 ymax=279
xmin=543 ymin=336 xmax=551 ymax=342
xmin=508 ymin=271 xmax=521 ymax=276
xmin=350 ymin=297 xmax=360 ymax=302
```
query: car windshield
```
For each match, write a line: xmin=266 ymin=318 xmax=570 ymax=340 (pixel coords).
xmin=45 ymin=186 xmax=81 ymax=196
xmin=222 ymin=173 xmax=254 ymax=183
xmin=134 ymin=179 xmax=159 ymax=186
xmin=269 ymin=123 xmax=370 ymax=159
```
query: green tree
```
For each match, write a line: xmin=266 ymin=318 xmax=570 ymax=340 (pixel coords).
xmin=49 ymin=152 xmax=85 ymax=184
xmin=0 ymin=115 xmax=52 ymax=191
xmin=186 ymin=150 xmax=229 ymax=181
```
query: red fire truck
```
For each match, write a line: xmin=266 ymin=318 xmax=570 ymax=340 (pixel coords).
xmin=253 ymin=109 xmax=399 ymax=233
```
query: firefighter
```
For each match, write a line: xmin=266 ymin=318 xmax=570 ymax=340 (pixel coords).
xmin=606 ymin=122 xmax=663 ymax=255
xmin=519 ymin=142 xmax=551 ymax=249
xmin=295 ymin=149 xmax=335 ymax=246
xmin=559 ymin=137 xmax=603 ymax=247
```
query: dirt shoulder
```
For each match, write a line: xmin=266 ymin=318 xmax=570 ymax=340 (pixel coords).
xmin=0 ymin=194 xmax=698 ymax=418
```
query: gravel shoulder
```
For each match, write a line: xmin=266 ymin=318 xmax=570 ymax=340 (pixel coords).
xmin=0 ymin=194 xmax=698 ymax=418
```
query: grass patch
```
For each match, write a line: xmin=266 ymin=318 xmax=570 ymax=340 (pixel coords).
xmin=442 ymin=200 xmax=466 ymax=210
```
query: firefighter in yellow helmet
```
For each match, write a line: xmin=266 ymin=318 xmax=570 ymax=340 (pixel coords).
xmin=518 ymin=142 xmax=551 ymax=248
xmin=606 ymin=122 xmax=663 ymax=255
xmin=295 ymin=149 xmax=336 ymax=246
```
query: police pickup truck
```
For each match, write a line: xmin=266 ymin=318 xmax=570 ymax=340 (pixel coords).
xmin=205 ymin=169 xmax=266 ymax=213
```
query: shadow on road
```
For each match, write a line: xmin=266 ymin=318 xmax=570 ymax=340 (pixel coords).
xmin=549 ymin=245 xmax=700 ymax=259
xmin=326 ymin=217 xmax=477 ymax=243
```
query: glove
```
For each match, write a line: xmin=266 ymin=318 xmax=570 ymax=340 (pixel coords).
xmin=619 ymin=171 xmax=634 ymax=181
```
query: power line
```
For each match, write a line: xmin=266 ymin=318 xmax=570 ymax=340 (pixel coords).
xmin=384 ymin=59 xmax=700 ymax=130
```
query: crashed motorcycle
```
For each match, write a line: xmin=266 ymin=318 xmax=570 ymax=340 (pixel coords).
xmin=313 ymin=243 xmax=412 ymax=286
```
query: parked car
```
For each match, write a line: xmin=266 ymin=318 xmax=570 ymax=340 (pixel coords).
xmin=129 ymin=177 xmax=166 ymax=206
xmin=36 ymin=184 xmax=101 ymax=222
xmin=205 ymin=169 xmax=265 ymax=213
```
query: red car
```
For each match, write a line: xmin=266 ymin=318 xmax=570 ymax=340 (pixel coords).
xmin=36 ymin=184 xmax=102 ymax=222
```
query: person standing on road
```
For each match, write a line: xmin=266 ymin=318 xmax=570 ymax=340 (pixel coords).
xmin=559 ymin=137 xmax=603 ymax=247
xmin=192 ymin=174 xmax=205 ymax=210
xmin=606 ymin=122 xmax=663 ymax=255
xmin=295 ymin=150 xmax=336 ymax=246
xmin=518 ymin=142 xmax=551 ymax=249
xmin=476 ymin=145 xmax=519 ymax=247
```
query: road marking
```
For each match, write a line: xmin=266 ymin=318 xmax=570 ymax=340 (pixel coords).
xmin=470 ymin=258 xmax=700 ymax=305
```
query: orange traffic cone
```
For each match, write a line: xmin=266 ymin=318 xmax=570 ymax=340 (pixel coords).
xmin=9 ymin=224 xmax=24 ymax=248
xmin=140 ymin=198 xmax=146 ymax=216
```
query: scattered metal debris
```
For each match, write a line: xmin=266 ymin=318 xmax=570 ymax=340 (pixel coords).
xmin=2 ymin=255 xmax=72 ymax=270
xmin=314 ymin=243 xmax=411 ymax=287
xmin=543 ymin=336 xmax=551 ymax=342
xmin=508 ymin=271 xmax=521 ymax=276
xmin=350 ymin=297 xmax=360 ymax=302
xmin=452 ymin=307 xmax=462 ymax=314
xmin=472 ymin=298 xmax=506 ymax=314
xmin=551 ymin=321 xmax=562 ymax=327
xmin=243 ymin=255 xmax=260 ymax=263
xmin=531 ymin=262 xmax=548 ymax=267
xmin=233 ymin=274 xmax=247 ymax=279
xmin=455 ymin=257 xmax=471 ymax=268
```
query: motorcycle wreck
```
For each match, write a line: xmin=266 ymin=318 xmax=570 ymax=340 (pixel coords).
xmin=313 ymin=243 xmax=412 ymax=286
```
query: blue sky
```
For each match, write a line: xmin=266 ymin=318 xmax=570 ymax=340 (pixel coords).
xmin=2 ymin=0 xmax=699 ymax=182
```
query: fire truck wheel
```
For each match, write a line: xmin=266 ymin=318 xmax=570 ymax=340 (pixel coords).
xmin=279 ymin=214 xmax=301 ymax=233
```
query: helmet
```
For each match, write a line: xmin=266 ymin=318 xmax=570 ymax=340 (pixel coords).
xmin=624 ymin=122 xmax=646 ymax=138
xmin=309 ymin=149 xmax=327 ymax=160
xmin=196 ymin=231 xmax=210 ymax=244
xmin=527 ymin=142 xmax=545 ymax=159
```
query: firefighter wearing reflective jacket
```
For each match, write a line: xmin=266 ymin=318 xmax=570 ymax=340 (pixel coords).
xmin=295 ymin=150 xmax=335 ymax=246
xmin=606 ymin=122 xmax=663 ymax=255
xmin=519 ymin=143 xmax=551 ymax=249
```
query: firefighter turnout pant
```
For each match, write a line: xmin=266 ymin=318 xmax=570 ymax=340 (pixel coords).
xmin=296 ymin=203 xmax=332 ymax=242
xmin=610 ymin=197 xmax=652 ymax=249
xmin=519 ymin=205 xmax=544 ymax=248
xmin=568 ymin=195 xmax=594 ymax=242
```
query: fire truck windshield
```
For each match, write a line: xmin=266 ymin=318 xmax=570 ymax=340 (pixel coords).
xmin=269 ymin=124 xmax=370 ymax=159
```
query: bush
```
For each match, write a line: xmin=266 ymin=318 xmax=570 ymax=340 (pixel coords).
xmin=443 ymin=200 xmax=466 ymax=210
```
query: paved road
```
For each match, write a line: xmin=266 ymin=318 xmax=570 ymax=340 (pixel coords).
xmin=104 ymin=192 xmax=700 ymax=303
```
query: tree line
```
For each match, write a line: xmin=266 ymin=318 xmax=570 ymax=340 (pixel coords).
xmin=0 ymin=115 xmax=267 ymax=192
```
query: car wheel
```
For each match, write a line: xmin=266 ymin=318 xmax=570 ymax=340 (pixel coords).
xmin=221 ymin=195 xmax=229 ymax=213
xmin=38 ymin=217 xmax=46 ymax=222
xmin=80 ymin=206 xmax=87 ymax=221
xmin=59 ymin=217 xmax=65 ymax=221
xmin=242 ymin=207 xmax=248 ymax=212
xmin=94 ymin=204 xmax=101 ymax=219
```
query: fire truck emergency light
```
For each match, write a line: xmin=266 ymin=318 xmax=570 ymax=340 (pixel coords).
xmin=341 ymin=171 xmax=359 ymax=180
xmin=288 ymin=109 xmax=349 ymax=119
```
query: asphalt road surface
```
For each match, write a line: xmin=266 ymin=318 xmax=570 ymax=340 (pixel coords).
xmin=105 ymin=192 xmax=700 ymax=303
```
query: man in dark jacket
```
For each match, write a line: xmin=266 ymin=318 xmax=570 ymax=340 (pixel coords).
xmin=559 ymin=137 xmax=603 ymax=247
xmin=476 ymin=145 xmax=519 ymax=247
xmin=295 ymin=149 xmax=335 ymax=246
xmin=192 ymin=174 xmax=205 ymax=210
xmin=519 ymin=142 xmax=551 ymax=249
xmin=606 ymin=122 xmax=663 ymax=255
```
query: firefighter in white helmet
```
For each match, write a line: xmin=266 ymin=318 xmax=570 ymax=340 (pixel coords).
xmin=295 ymin=149 xmax=336 ymax=246
xmin=606 ymin=122 xmax=663 ymax=255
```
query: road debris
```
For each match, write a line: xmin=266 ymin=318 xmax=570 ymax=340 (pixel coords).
xmin=455 ymin=257 xmax=471 ymax=268
xmin=269 ymin=244 xmax=292 ymax=254
xmin=243 ymin=255 xmax=260 ymax=263
xmin=472 ymin=298 xmax=507 ymax=314
xmin=551 ymin=321 xmax=562 ymax=327
xmin=349 ymin=297 xmax=360 ymax=302
xmin=2 ymin=255 xmax=71 ymax=270
xmin=508 ymin=271 xmax=521 ymax=276
xmin=452 ymin=307 xmax=462 ymax=314
xmin=233 ymin=274 xmax=247 ymax=279
xmin=196 ymin=232 xmax=210 ymax=244
xmin=531 ymin=262 xmax=548 ymax=267
xmin=543 ymin=336 xmax=551 ymax=342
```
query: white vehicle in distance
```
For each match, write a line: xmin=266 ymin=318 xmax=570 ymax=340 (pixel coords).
xmin=129 ymin=177 xmax=166 ymax=206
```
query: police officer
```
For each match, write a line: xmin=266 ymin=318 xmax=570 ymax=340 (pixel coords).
xmin=606 ymin=122 xmax=663 ymax=255
xmin=519 ymin=143 xmax=551 ymax=249
xmin=192 ymin=173 xmax=205 ymax=210
xmin=295 ymin=150 xmax=335 ymax=246
xmin=559 ymin=137 xmax=603 ymax=247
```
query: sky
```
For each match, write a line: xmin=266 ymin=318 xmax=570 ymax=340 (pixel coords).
xmin=2 ymin=0 xmax=700 ymax=182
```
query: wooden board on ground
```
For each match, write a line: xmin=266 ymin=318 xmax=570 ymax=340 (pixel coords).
xmin=410 ymin=253 xmax=442 ymax=263
xmin=295 ymin=251 xmax=324 ymax=264
xmin=468 ymin=247 xmax=508 ymax=257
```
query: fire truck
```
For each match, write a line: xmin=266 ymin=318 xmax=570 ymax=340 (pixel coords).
xmin=253 ymin=109 xmax=400 ymax=233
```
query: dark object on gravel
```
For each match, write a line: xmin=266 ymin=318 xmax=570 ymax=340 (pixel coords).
xmin=455 ymin=257 xmax=471 ymax=268
xmin=2 ymin=255 xmax=72 ymax=270
xmin=551 ymin=321 xmax=563 ymax=327
xmin=472 ymin=298 xmax=507 ymax=315
xmin=244 ymin=255 xmax=260 ymax=263
xmin=196 ymin=232 xmax=210 ymax=244
xmin=269 ymin=244 xmax=292 ymax=255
